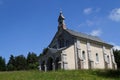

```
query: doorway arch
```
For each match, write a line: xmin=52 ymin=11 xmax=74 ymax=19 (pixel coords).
xmin=41 ymin=61 xmax=45 ymax=71
xmin=47 ymin=57 xmax=53 ymax=71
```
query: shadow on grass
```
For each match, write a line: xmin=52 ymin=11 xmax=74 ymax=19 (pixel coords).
xmin=93 ymin=69 xmax=120 ymax=78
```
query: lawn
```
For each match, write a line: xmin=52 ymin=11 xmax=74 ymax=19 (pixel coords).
xmin=0 ymin=70 xmax=120 ymax=80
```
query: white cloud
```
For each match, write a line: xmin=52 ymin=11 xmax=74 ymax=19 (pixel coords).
xmin=90 ymin=29 xmax=102 ymax=36
xmin=109 ymin=8 xmax=120 ymax=22
xmin=110 ymin=42 xmax=120 ymax=50
xmin=83 ymin=8 xmax=100 ymax=15
xmin=83 ymin=8 xmax=92 ymax=15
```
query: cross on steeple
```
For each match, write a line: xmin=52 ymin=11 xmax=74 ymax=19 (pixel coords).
xmin=58 ymin=11 xmax=66 ymax=30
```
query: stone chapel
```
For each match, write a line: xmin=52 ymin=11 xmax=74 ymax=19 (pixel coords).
xmin=39 ymin=12 xmax=117 ymax=71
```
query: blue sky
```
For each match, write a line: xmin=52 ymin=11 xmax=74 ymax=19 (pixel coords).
xmin=0 ymin=0 xmax=120 ymax=62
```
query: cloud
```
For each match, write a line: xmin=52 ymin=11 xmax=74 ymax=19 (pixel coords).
xmin=109 ymin=8 xmax=120 ymax=22
xmin=83 ymin=8 xmax=100 ymax=15
xmin=83 ymin=8 xmax=93 ymax=15
xmin=110 ymin=42 xmax=120 ymax=50
xmin=90 ymin=29 xmax=102 ymax=36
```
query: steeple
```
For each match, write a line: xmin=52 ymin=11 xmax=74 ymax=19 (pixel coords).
xmin=58 ymin=11 xmax=66 ymax=30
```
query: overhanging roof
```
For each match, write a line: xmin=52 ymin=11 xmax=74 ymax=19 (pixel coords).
xmin=65 ymin=29 xmax=113 ymax=47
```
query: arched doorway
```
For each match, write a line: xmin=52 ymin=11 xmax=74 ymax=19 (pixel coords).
xmin=47 ymin=57 xmax=53 ymax=71
xmin=55 ymin=57 xmax=61 ymax=70
xmin=41 ymin=61 xmax=45 ymax=71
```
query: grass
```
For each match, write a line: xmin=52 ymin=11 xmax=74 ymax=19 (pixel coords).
xmin=0 ymin=70 xmax=120 ymax=80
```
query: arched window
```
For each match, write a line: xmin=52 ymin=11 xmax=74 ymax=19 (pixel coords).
xmin=96 ymin=53 xmax=99 ymax=62
xmin=82 ymin=51 xmax=85 ymax=60
xmin=107 ymin=55 xmax=110 ymax=63
xmin=58 ymin=39 xmax=64 ymax=48
xmin=66 ymin=40 xmax=70 ymax=46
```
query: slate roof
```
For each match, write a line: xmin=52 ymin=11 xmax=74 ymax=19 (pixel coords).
xmin=65 ymin=29 xmax=113 ymax=46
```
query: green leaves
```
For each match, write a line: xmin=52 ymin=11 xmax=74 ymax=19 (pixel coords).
xmin=0 ymin=56 xmax=6 ymax=71
xmin=113 ymin=49 xmax=120 ymax=69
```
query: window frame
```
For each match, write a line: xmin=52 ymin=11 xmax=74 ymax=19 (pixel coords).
xmin=82 ymin=51 xmax=86 ymax=60
xmin=96 ymin=53 xmax=99 ymax=62
xmin=107 ymin=55 xmax=110 ymax=63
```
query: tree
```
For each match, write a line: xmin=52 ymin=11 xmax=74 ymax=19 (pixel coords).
xmin=27 ymin=52 xmax=38 ymax=69
xmin=14 ymin=55 xmax=27 ymax=70
xmin=113 ymin=49 xmax=120 ymax=69
xmin=7 ymin=55 xmax=16 ymax=71
xmin=0 ymin=56 xmax=6 ymax=71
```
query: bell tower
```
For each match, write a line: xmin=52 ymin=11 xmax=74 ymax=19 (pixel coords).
xmin=58 ymin=11 xmax=66 ymax=30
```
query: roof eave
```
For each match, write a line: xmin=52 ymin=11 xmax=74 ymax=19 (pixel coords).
xmin=77 ymin=36 xmax=113 ymax=47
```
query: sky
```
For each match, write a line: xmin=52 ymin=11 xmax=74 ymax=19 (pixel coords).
xmin=0 ymin=0 xmax=120 ymax=62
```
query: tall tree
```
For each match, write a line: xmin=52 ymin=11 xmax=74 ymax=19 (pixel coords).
xmin=113 ymin=49 xmax=120 ymax=69
xmin=0 ymin=56 xmax=6 ymax=71
xmin=14 ymin=55 xmax=27 ymax=70
xmin=27 ymin=52 xmax=38 ymax=69
xmin=7 ymin=55 xmax=16 ymax=71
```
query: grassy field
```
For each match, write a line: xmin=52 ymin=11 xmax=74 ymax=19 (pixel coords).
xmin=0 ymin=70 xmax=120 ymax=80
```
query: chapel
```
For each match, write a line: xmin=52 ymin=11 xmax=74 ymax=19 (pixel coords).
xmin=39 ymin=12 xmax=117 ymax=71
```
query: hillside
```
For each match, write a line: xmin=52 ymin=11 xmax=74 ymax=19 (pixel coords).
xmin=0 ymin=70 xmax=120 ymax=80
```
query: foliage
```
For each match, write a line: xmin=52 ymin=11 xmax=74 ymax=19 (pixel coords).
xmin=113 ymin=49 xmax=120 ymax=69
xmin=7 ymin=55 xmax=27 ymax=70
xmin=7 ymin=55 xmax=16 ymax=71
xmin=6 ymin=52 xmax=39 ymax=71
xmin=27 ymin=52 xmax=39 ymax=70
xmin=0 ymin=56 xmax=6 ymax=71
xmin=0 ymin=70 xmax=120 ymax=80
xmin=14 ymin=55 xmax=27 ymax=70
xmin=7 ymin=55 xmax=27 ymax=71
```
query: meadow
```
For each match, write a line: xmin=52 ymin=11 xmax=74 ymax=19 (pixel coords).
xmin=0 ymin=70 xmax=120 ymax=80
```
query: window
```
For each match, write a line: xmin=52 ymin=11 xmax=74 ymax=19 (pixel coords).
xmin=66 ymin=40 xmax=70 ymax=46
xmin=58 ymin=39 xmax=64 ymax=48
xmin=107 ymin=55 xmax=110 ymax=63
xmin=82 ymin=51 xmax=85 ymax=60
xmin=96 ymin=53 xmax=99 ymax=62
xmin=62 ymin=54 xmax=67 ymax=62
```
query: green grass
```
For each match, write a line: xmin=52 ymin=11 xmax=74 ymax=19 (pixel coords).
xmin=0 ymin=70 xmax=120 ymax=80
